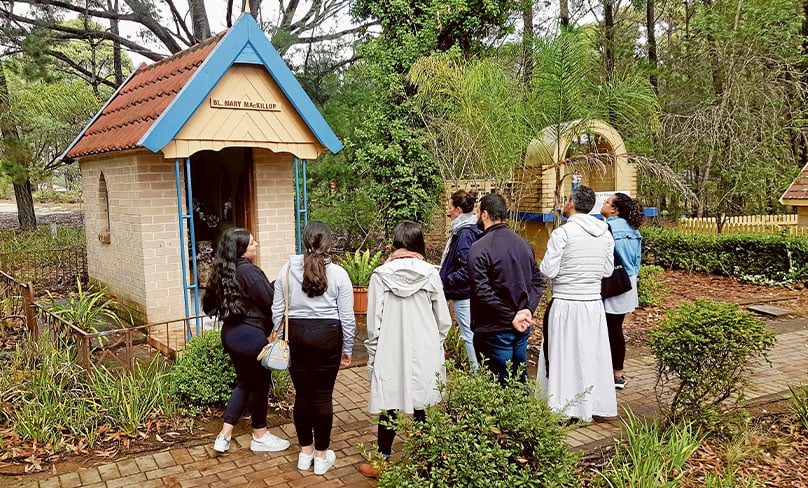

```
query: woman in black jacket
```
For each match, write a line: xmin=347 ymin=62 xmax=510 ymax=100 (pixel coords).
xmin=202 ymin=227 xmax=290 ymax=454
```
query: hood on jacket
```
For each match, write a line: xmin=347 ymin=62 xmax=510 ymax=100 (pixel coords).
xmin=374 ymin=258 xmax=437 ymax=298
xmin=567 ymin=213 xmax=609 ymax=237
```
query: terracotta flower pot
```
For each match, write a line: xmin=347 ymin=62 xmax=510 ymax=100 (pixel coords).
xmin=353 ymin=287 xmax=369 ymax=314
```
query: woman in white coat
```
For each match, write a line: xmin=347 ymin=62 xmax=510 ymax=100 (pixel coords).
xmin=359 ymin=221 xmax=451 ymax=478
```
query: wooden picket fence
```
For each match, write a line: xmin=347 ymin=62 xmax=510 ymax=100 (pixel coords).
xmin=677 ymin=214 xmax=808 ymax=237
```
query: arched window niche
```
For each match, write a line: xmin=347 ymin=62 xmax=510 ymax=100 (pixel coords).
xmin=98 ymin=172 xmax=111 ymax=244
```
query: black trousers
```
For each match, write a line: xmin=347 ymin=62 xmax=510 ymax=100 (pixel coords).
xmin=378 ymin=409 xmax=425 ymax=457
xmin=605 ymin=313 xmax=626 ymax=372
xmin=288 ymin=318 xmax=342 ymax=451
xmin=222 ymin=323 xmax=270 ymax=429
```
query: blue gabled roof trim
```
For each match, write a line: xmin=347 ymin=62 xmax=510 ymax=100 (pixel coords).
xmin=139 ymin=13 xmax=342 ymax=155
xmin=59 ymin=65 xmax=144 ymax=162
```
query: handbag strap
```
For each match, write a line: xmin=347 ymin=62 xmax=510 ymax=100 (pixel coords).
xmin=283 ymin=264 xmax=290 ymax=340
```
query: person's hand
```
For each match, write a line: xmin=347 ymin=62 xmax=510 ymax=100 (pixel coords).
xmin=340 ymin=354 xmax=352 ymax=367
xmin=512 ymin=309 xmax=534 ymax=333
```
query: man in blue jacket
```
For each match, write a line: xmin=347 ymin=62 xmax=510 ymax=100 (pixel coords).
xmin=468 ymin=193 xmax=544 ymax=384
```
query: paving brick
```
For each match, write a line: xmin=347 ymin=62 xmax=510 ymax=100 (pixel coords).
xmin=77 ymin=468 xmax=102 ymax=485
xmin=178 ymin=473 xmax=220 ymax=488
xmin=107 ymin=472 xmax=147 ymax=488
xmin=207 ymin=475 xmax=249 ymax=487
xmin=58 ymin=472 xmax=82 ymax=488
xmin=135 ymin=455 xmax=160 ymax=472
xmin=37 ymin=479 xmax=60 ymax=488
xmin=153 ymin=451 xmax=176 ymax=468
xmin=116 ymin=458 xmax=142 ymax=476
xmin=145 ymin=464 xmax=185 ymax=480
xmin=98 ymin=463 xmax=122 ymax=481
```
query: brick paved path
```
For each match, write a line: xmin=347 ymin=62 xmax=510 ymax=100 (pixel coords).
xmin=16 ymin=324 xmax=808 ymax=488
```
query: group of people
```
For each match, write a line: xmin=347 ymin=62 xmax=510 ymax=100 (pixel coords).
xmin=200 ymin=185 xmax=643 ymax=478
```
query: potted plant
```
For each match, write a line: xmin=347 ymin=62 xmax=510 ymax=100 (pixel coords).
xmin=339 ymin=249 xmax=383 ymax=313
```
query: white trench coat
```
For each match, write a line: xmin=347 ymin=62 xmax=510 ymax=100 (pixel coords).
xmin=364 ymin=258 xmax=451 ymax=414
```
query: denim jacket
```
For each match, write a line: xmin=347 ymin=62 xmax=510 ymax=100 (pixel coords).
xmin=606 ymin=216 xmax=642 ymax=276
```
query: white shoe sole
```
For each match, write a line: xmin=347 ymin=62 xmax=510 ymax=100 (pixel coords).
xmin=250 ymin=440 xmax=291 ymax=452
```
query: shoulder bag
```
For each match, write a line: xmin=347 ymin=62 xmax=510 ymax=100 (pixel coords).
xmin=258 ymin=265 xmax=290 ymax=370
xmin=601 ymin=224 xmax=632 ymax=299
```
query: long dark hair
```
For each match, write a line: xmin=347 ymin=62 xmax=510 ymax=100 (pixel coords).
xmin=612 ymin=192 xmax=644 ymax=229
xmin=202 ymin=227 xmax=250 ymax=320
xmin=392 ymin=220 xmax=426 ymax=256
xmin=302 ymin=221 xmax=332 ymax=297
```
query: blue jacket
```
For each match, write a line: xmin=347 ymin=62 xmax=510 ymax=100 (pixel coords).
xmin=439 ymin=224 xmax=482 ymax=300
xmin=606 ymin=216 xmax=642 ymax=276
xmin=468 ymin=223 xmax=544 ymax=335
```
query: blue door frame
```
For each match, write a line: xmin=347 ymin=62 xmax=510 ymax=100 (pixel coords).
xmin=176 ymin=156 xmax=308 ymax=338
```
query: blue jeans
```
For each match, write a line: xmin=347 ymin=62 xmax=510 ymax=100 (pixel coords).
xmin=451 ymin=299 xmax=478 ymax=371
xmin=474 ymin=328 xmax=531 ymax=384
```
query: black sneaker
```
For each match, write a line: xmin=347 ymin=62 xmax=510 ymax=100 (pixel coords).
xmin=614 ymin=376 xmax=627 ymax=389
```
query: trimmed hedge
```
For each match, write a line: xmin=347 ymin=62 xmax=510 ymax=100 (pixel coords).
xmin=643 ymin=227 xmax=808 ymax=285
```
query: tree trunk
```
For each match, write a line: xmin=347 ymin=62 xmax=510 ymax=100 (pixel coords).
xmin=604 ymin=0 xmax=615 ymax=74
xmin=13 ymin=180 xmax=36 ymax=230
xmin=108 ymin=0 xmax=123 ymax=85
xmin=522 ymin=0 xmax=534 ymax=90
xmin=646 ymin=0 xmax=658 ymax=93
xmin=560 ymin=0 xmax=570 ymax=28
xmin=0 ymin=64 xmax=37 ymax=230
xmin=188 ymin=0 xmax=211 ymax=41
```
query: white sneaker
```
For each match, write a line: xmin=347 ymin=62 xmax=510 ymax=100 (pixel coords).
xmin=213 ymin=434 xmax=230 ymax=453
xmin=250 ymin=432 xmax=291 ymax=452
xmin=313 ymin=450 xmax=336 ymax=475
xmin=297 ymin=450 xmax=315 ymax=470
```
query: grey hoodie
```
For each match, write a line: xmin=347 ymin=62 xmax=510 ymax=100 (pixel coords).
xmin=540 ymin=213 xmax=615 ymax=300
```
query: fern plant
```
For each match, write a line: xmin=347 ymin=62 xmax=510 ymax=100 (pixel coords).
xmin=339 ymin=250 xmax=383 ymax=287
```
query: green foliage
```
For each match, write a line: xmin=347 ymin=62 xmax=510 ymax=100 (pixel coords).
xmin=338 ymin=249 xmax=383 ymax=287
xmin=378 ymin=364 xmax=578 ymax=487
xmin=594 ymin=410 xmax=703 ymax=487
xmin=90 ymin=357 xmax=176 ymax=436
xmin=0 ymin=333 xmax=176 ymax=449
xmin=32 ymin=188 xmax=82 ymax=204
xmin=443 ymin=324 xmax=471 ymax=370
xmin=0 ymin=226 xmax=84 ymax=253
xmin=170 ymin=330 xmax=236 ymax=408
xmin=643 ymin=228 xmax=808 ymax=285
xmin=638 ymin=265 xmax=669 ymax=307
xmin=271 ymin=369 xmax=293 ymax=400
xmin=649 ymin=299 xmax=775 ymax=427
xmin=44 ymin=279 xmax=129 ymax=333
xmin=0 ymin=334 xmax=102 ymax=447
xmin=789 ymin=384 xmax=808 ymax=431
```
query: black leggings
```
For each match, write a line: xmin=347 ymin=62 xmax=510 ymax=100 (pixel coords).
xmin=378 ymin=409 xmax=425 ymax=457
xmin=288 ymin=318 xmax=342 ymax=451
xmin=605 ymin=313 xmax=626 ymax=372
xmin=221 ymin=323 xmax=270 ymax=429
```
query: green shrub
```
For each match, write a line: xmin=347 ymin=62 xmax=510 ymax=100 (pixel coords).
xmin=91 ymin=356 xmax=176 ymax=435
xmin=638 ymin=265 xmax=669 ymax=307
xmin=594 ymin=410 xmax=703 ymax=487
xmin=649 ymin=299 xmax=775 ymax=428
xmin=171 ymin=330 xmax=235 ymax=408
xmin=643 ymin=227 xmax=808 ymax=285
xmin=377 ymin=364 xmax=578 ymax=487
xmin=271 ymin=369 xmax=293 ymax=400
xmin=0 ymin=226 xmax=85 ymax=253
xmin=789 ymin=384 xmax=808 ymax=430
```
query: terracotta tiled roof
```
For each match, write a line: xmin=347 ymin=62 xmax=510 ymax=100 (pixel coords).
xmin=65 ymin=32 xmax=226 ymax=160
xmin=781 ymin=163 xmax=808 ymax=202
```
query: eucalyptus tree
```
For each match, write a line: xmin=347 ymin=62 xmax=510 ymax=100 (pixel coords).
xmin=648 ymin=0 xmax=804 ymax=226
